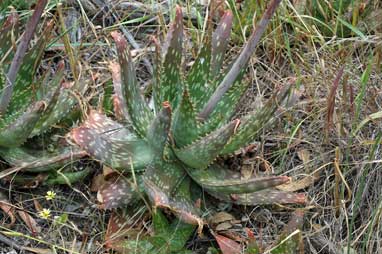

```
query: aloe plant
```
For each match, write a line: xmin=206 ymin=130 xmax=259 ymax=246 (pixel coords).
xmin=0 ymin=0 xmax=87 ymax=183
xmin=70 ymin=0 xmax=305 ymax=250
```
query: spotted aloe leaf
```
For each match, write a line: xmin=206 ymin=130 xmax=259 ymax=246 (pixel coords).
xmin=210 ymin=11 xmax=234 ymax=78
xmin=97 ymin=176 xmax=136 ymax=209
xmin=109 ymin=61 xmax=128 ymax=120
xmin=146 ymin=102 xmax=171 ymax=157
xmin=30 ymin=61 xmax=65 ymax=136
xmin=70 ymin=110 xmax=154 ymax=170
xmin=0 ymin=10 xmax=19 ymax=61
xmin=186 ymin=163 xmax=290 ymax=194
xmin=0 ymin=0 xmax=48 ymax=115
xmin=221 ymin=86 xmax=290 ymax=155
xmin=111 ymin=31 xmax=153 ymax=137
xmin=0 ymin=101 xmax=45 ymax=147
xmin=209 ymin=189 xmax=306 ymax=205
xmin=149 ymin=210 xmax=195 ymax=253
xmin=198 ymin=0 xmax=283 ymax=120
xmin=80 ymin=110 xmax=136 ymax=142
xmin=155 ymin=6 xmax=183 ymax=109
xmin=187 ymin=10 xmax=233 ymax=111
xmin=143 ymin=160 xmax=186 ymax=205
xmin=0 ymin=147 xmax=86 ymax=172
xmin=198 ymin=77 xmax=249 ymax=135
xmin=71 ymin=126 xmax=152 ymax=171
xmin=6 ymin=19 xmax=53 ymax=115
xmin=172 ymin=90 xmax=199 ymax=148
xmin=144 ymin=161 xmax=202 ymax=226
xmin=186 ymin=38 xmax=211 ymax=111
xmin=81 ymin=110 xmax=131 ymax=139
xmin=174 ymin=119 xmax=239 ymax=169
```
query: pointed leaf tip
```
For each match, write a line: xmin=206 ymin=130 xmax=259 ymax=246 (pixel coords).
xmin=175 ymin=120 xmax=237 ymax=169
xmin=175 ymin=5 xmax=182 ymax=17
xmin=162 ymin=101 xmax=171 ymax=110
xmin=110 ymin=31 xmax=126 ymax=49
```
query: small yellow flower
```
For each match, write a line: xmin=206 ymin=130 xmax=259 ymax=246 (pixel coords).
xmin=39 ymin=208 xmax=51 ymax=219
xmin=45 ymin=191 xmax=56 ymax=200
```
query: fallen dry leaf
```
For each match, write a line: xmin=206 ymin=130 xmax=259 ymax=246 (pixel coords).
xmin=90 ymin=173 xmax=107 ymax=192
xmin=105 ymin=212 xmax=141 ymax=252
xmin=215 ymin=234 xmax=242 ymax=254
xmin=209 ymin=212 xmax=235 ymax=225
xmin=17 ymin=210 xmax=41 ymax=236
xmin=33 ymin=199 xmax=43 ymax=212
xmin=0 ymin=192 xmax=16 ymax=227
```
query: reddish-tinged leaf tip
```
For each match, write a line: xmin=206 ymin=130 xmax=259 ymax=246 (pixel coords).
xmin=57 ymin=60 xmax=65 ymax=71
xmin=34 ymin=101 xmax=47 ymax=112
xmin=214 ymin=234 xmax=242 ymax=254
xmin=175 ymin=5 xmax=182 ymax=17
xmin=111 ymin=31 xmax=128 ymax=53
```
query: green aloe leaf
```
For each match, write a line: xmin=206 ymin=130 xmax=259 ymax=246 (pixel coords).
xmin=0 ymin=68 xmax=5 ymax=92
xmin=221 ymin=86 xmax=290 ymax=155
xmin=31 ymin=62 xmax=65 ymax=136
xmin=155 ymin=6 xmax=183 ymax=109
xmin=0 ymin=147 xmax=86 ymax=172
xmin=143 ymin=160 xmax=186 ymax=204
xmin=172 ymin=90 xmax=199 ymax=147
xmin=146 ymin=101 xmax=171 ymax=157
xmin=0 ymin=10 xmax=19 ymax=62
xmin=34 ymin=79 xmax=88 ymax=136
xmin=7 ymin=20 xmax=54 ymax=114
xmin=143 ymin=160 xmax=202 ymax=226
xmin=174 ymin=119 xmax=239 ymax=169
xmin=187 ymin=10 xmax=234 ymax=112
xmin=81 ymin=110 xmax=132 ymax=141
xmin=111 ymin=31 xmax=153 ymax=137
xmin=150 ymin=210 xmax=195 ymax=253
xmin=71 ymin=111 xmax=153 ymax=170
xmin=186 ymin=163 xmax=290 ymax=194
xmin=98 ymin=176 xmax=137 ymax=209
xmin=71 ymin=126 xmax=152 ymax=171
xmin=210 ymin=11 xmax=234 ymax=77
xmin=186 ymin=38 xmax=211 ymax=111
xmin=208 ymin=189 xmax=306 ymax=205
xmin=197 ymin=77 xmax=248 ymax=135
xmin=109 ymin=61 xmax=128 ymax=119
xmin=0 ymin=101 xmax=45 ymax=147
